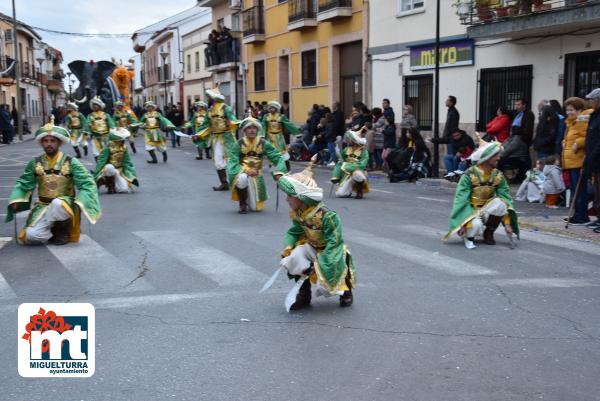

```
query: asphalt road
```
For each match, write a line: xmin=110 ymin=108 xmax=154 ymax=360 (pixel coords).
xmin=1 ymin=137 xmax=599 ymax=401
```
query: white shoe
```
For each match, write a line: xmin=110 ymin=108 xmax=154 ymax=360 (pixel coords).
xmin=444 ymin=172 xmax=455 ymax=178
xmin=453 ymin=170 xmax=464 ymax=175
xmin=327 ymin=161 xmax=336 ymax=167
xmin=463 ymin=237 xmax=476 ymax=249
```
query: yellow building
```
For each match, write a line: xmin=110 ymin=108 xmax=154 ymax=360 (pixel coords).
xmin=242 ymin=0 xmax=366 ymax=123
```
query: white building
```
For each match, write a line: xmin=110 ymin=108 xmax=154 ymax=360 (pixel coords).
xmin=132 ymin=6 xmax=212 ymax=111
xmin=369 ymin=0 xmax=600 ymax=134
xmin=182 ymin=23 xmax=213 ymax=118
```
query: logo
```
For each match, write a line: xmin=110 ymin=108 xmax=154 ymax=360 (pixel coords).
xmin=18 ymin=303 xmax=95 ymax=378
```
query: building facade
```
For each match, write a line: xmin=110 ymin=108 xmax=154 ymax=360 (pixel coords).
xmin=370 ymin=0 xmax=600 ymax=135
xmin=240 ymin=0 xmax=367 ymax=123
xmin=182 ymin=23 xmax=213 ymax=118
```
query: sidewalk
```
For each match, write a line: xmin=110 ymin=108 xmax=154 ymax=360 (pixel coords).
xmin=0 ymin=134 xmax=35 ymax=148
xmin=293 ymin=160 xmax=600 ymax=244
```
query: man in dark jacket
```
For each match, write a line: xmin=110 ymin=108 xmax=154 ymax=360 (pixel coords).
xmin=441 ymin=96 xmax=460 ymax=159
xmin=511 ymin=98 xmax=535 ymax=148
xmin=332 ymin=102 xmax=345 ymax=138
xmin=533 ymin=103 xmax=559 ymax=159
xmin=431 ymin=128 xmax=474 ymax=177
xmin=499 ymin=131 xmax=530 ymax=183
xmin=382 ymin=98 xmax=395 ymax=121
xmin=584 ymin=89 xmax=600 ymax=231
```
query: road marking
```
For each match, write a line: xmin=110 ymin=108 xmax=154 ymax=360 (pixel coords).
xmin=493 ymin=278 xmax=597 ymax=288
xmin=46 ymin=234 xmax=153 ymax=293
xmin=370 ymin=188 xmax=393 ymax=194
xmin=134 ymin=231 xmax=267 ymax=286
xmin=0 ymin=237 xmax=17 ymax=299
xmin=416 ymin=196 xmax=450 ymax=203
xmin=344 ymin=229 xmax=499 ymax=276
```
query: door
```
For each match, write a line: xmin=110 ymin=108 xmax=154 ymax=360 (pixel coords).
xmin=339 ymin=41 xmax=363 ymax=116
xmin=404 ymin=74 xmax=433 ymax=130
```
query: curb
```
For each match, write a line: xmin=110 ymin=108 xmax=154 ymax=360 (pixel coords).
xmin=0 ymin=135 xmax=35 ymax=148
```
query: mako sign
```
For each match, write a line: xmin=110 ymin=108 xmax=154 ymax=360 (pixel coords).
xmin=410 ymin=40 xmax=474 ymax=71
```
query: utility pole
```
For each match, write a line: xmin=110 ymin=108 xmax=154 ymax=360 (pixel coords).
xmin=12 ymin=0 xmax=22 ymax=140
xmin=432 ymin=0 xmax=441 ymax=178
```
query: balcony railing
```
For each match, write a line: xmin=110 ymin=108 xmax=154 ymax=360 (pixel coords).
xmin=288 ymin=0 xmax=318 ymax=30
xmin=243 ymin=5 xmax=265 ymax=44
xmin=205 ymin=37 xmax=240 ymax=70
xmin=459 ymin=0 xmax=600 ymax=39
xmin=0 ymin=56 xmax=16 ymax=80
xmin=317 ymin=0 xmax=353 ymax=21
xmin=23 ymin=62 xmax=30 ymax=78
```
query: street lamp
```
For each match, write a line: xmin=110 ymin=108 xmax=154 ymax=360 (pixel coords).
xmin=36 ymin=56 xmax=45 ymax=123
xmin=160 ymin=51 xmax=169 ymax=111
xmin=66 ymin=71 xmax=72 ymax=101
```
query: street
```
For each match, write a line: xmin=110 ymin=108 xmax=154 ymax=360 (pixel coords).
xmin=1 ymin=137 xmax=599 ymax=401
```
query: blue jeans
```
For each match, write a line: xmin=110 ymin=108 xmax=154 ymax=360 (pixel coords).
xmin=536 ymin=151 xmax=550 ymax=160
xmin=327 ymin=142 xmax=337 ymax=163
xmin=444 ymin=154 xmax=460 ymax=173
xmin=569 ymin=169 xmax=590 ymax=223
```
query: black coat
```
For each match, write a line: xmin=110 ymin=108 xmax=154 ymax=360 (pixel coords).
xmin=442 ymin=106 xmax=460 ymax=138
xmin=512 ymin=110 xmax=535 ymax=147
xmin=332 ymin=109 xmax=345 ymax=137
xmin=533 ymin=107 xmax=558 ymax=155
xmin=383 ymin=124 xmax=397 ymax=149
xmin=585 ymin=108 xmax=600 ymax=174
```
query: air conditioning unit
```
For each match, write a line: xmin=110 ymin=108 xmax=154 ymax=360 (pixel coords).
xmin=229 ymin=0 xmax=241 ymax=9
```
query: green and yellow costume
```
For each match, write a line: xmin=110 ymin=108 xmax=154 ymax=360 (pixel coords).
xmin=94 ymin=134 xmax=139 ymax=188
xmin=138 ymin=109 xmax=174 ymax=150
xmin=113 ymin=108 xmax=139 ymax=138
xmin=260 ymin=108 xmax=299 ymax=157
xmin=65 ymin=109 xmax=89 ymax=145
xmin=87 ymin=110 xmax=116 ymax=155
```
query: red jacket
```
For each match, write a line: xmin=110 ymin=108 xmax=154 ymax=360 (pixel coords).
xmin=486 ymin=114 xmax=511 ymax=143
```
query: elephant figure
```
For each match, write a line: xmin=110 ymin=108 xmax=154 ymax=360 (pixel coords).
xmin=68 ymin=60 xmax=116 ymax=115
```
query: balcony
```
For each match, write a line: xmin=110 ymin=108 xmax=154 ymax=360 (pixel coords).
xmin=47 ymin=79 xmax=64 ymax=92
xmin=317 ymin=0 xmax=353 ymax=22
xmin=205 ymin=37 xmax=240 ymax=72
xmin=288 ymin=0 xmax=318 ymax=30
xmin=0 ymin=56 xmax=15 ymax=85
xmin=460 ymin=0 xmax=600 ymax=40
xmin=243 ymin=6 xmax=265 ymax=44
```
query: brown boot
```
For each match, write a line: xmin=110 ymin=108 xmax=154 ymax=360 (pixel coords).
xmin=238 ymin=187 xmax=249 ymax=214
xmin=340 ymin=290 xmax=353 ymax=307
xmin=105 ymin=175 xmax=116 ymax=194
xmin=483 ymin=215 xmax=502 ymax=245
xmin=213 ymin=169 xmax=229 ymax=191
xmin=290 ymin=279 xmax=312 ymax=310
xmin=355 ymin=181 xmax=364 ymax=199
xmin=48 ymin=219 xmax=71 ymax=245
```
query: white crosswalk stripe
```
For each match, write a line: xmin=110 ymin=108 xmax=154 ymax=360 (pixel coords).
xmin=344 ymin=228 xmax=499 ymax=276
xmin=46 ymin=234 xmax=153 ymax=293
xmin=134 ymin=230 xmax=267 ymax=286
xmin=0 ymin=237 xmax=17 ymax=299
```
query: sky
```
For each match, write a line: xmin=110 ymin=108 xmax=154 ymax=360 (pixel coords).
xmin=0 ymin=0 xmax=198 ymax=81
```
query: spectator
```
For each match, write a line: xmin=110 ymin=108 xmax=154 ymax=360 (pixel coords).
xmin=542 ymin=155 xmax=566 ymax=208
xmin=381 ymin=116 xmax=397 ymax=170
xmin=399 ymin=104 xmax=418 ymax=134
xmin=345 ymin=104 xmax=362 ymax=130
xmin=309 ymin=104 xmax=322 ymax=136
xmin=516 ymin=159 xmax=545 ymax=203
xmin=442 ymin=95 xmax=460 ymax=160
xmin=0 ymin=104 xmax=14 ymax=144
xmin=430 ymin=128 xmax=475 ymax=178
xmin=372 ymin=107 xmax=384 ymax=130
xmin=499 ymin=127 xmax=530 ymax=183
xmin=360 ymin=105 xmax=372 ymax=126
xmin=364 ymin=122 xmax=376 ymax=170
xmin=382 ymin=98 xmax=395 ymax=121
xmin=584 ymin=89 xmax=600 ymax=231
xmin=550 ymin=99 xmax=566 ymax=156
xmin=308 ymin=116 xmax=327 ymax=158
xmin=389 ymin=128 xmax=431 ymax=182
xmin=324 ymin=113 xmax=338 ymax=166
xmin=562 ymin=96 xmax=592 ymax=225
xmin=485 ymin=106 xmax=511 ymax=143
xmin=332 ymin=102 xmax=345 ymax=139
xmin=534 ymin=104 xmax=559 ymax=159
xmin=511 ymin=98 xmax=535 ymax=148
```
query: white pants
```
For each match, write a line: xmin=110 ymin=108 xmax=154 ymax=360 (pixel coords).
xmin=336 ymin=170 xmax=366 ymax=197
xmin=103 ymin=164 xmax=130 ymax=193
xmin=236 ymin=173 xmax=258 ymax=211
xmin=24 ymin=199 xmax=71 ymax=244
xmin=145 ymin=143 xmax=166 ymax=152
xmin=279 ymin=243 xmax=343 ymax=297
xmin=213 ymin=140 xmax=226 ymax=170
xmin=465 ymin=197 xmax=508 ymax=238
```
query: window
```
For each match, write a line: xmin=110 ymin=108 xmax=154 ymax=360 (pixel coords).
xmin=564 ymin=51 xmax=600 ymax=100
xmin=232 ymin=13 xmax=240 ymax=32
xmin=195 ymin=52 xmax=200 ymax=72
xmin=399 ymin=0 xmax=424 ymax=14
xmin=404 ymin=74 xmax=433 ymax=130
xmin=301 ymin=50 xmax=317 ymax=87
xmin=254 ymin=60 xmax=265 ymax=91
xmin=187 ymin=54 xmax=191 ymax=74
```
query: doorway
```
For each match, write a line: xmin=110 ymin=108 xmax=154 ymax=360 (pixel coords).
xmin=339 ymin=41 xmax=362 ymax=117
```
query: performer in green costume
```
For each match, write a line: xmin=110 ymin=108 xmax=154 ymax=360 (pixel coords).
xmin=86 ymin=96 xmax=116 ymax=159
xmin=276 ymin=157 xmax=356 ymax=310
xmin=94 ymin=128 xmax=139 ymax=194
xmin=193 ymin=87 xmax=239 ymax=191
xmin=112 ymin=100 xmax=140 ymax=154
xmin=444 ymin=137 xmax=519 ymax=249
xmin=331 ymin=129 xmax=370 ymax=199
xmin=64 ymin=102 xmax=89 ymax=158
xmin=226 ymin=117 xmax=287 ymax=214
xmin=6 ymin=120 xmax=101 ymax=245
xmin=260 ymin=100 xmax=299 ymax=171
xmin=185 ymin=100 xmax=211 ymax=160
xmin=138 ymin=101 xmax=175 ymax=164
